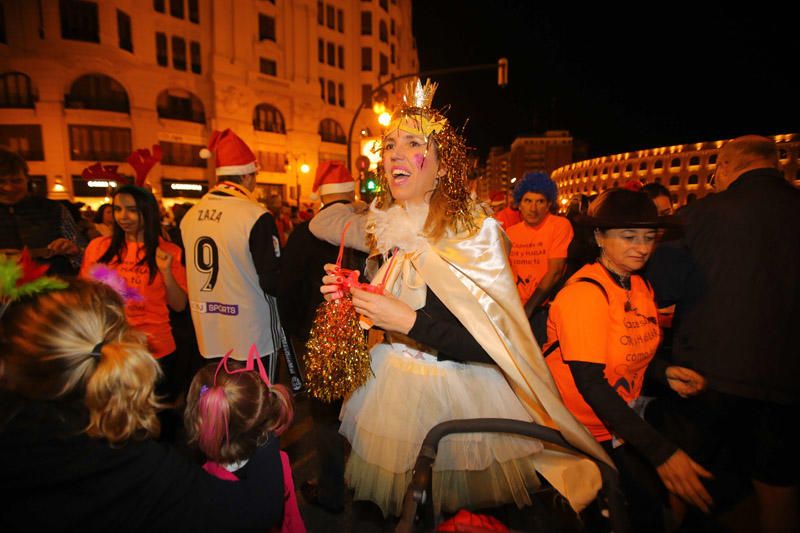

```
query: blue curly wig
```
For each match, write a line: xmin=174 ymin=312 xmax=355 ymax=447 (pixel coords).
xmin=513 ymin=172 xmax=558 ymax=205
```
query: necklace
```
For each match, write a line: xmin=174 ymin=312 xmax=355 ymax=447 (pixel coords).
xmin=600 ymin=258 xmax=634 ymax=312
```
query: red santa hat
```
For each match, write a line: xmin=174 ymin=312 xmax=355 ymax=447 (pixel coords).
xmin=199 ymin=129 xmax=258 ymax=176
xmin=310 ymin=161 xmax=354 ymax=200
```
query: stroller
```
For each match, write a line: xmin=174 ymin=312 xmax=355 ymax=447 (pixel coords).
xmin=395 ymin=418 xmax=628 ymax=533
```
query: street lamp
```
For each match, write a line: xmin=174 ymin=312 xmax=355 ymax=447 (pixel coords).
xmin=288 ymin=153 xmax=310 ymax=204
xmin=377 ymin=112 xmax=391 ymax=127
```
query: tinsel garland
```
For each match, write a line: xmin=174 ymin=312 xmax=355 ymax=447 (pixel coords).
xmin=303 ymin=296 xmax=372 ymax=403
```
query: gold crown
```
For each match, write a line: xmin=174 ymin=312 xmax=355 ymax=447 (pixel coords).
xmin=402 ymin=78 xmax=438 ymax=109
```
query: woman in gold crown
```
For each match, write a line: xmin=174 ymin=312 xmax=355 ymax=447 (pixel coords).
xmin=313 ymin=79 xmax=609 ymax=517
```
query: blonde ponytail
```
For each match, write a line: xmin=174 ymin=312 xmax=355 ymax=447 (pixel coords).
xmin=0 ymin=280 xmax=163 ymax=443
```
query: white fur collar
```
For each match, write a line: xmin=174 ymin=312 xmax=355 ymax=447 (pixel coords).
xmin=366 ymin=201 xmax=429 ymax=255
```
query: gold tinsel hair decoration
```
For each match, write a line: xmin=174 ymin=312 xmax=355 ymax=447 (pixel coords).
xmin=377 ymin=78 xmax=476 ymax=236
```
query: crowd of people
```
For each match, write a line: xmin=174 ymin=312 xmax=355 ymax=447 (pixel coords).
xmin=1 ymin=78 xmax=798 ymax=532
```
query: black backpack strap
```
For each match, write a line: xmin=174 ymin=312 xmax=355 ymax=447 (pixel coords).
xmin=542 ymin=340 xmax=560 ymax=357
xmin=572 ymin=277 xmax=609 ymax=303
xmin=541 ymin=277 xmax=609 ymax=358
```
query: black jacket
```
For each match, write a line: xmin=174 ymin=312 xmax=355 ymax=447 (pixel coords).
xmin=278 ymin=201 xmax=367 ymax=341
xmin=0 ymin=397 xmax=284 ymax=532
xmin=671 ymin=168 xmax=800 ymax=404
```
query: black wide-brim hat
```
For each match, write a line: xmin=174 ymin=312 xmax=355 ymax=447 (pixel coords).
xmin=575 ymin=188 xmax=680 ymax=228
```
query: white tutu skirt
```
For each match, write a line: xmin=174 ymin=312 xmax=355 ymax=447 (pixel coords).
xmin=339 ymin=342 xmax=544 ymax=517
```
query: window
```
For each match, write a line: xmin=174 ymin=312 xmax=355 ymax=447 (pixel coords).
xmin=318 ymin=39 xmax=324 ymax=63
xmin=188 ymin=0 xmax=199 ymax=23
xmin=379 ymin=0 xmax=388 ymax=12
xmin=390 ymin=43 xmax=395 ymax=64
xmin=327 ymin=80 xmax=335 ymax=105
xmin=259 ymin=14 xmax=276 ymax=41
xmin=60 ymin=0 xmax=99 ymax=43
xmin=317 ymin=0 xmax=323 ymax=25
xmin=156 ymin=89 xmax=205 ymax=123
xmin=361 ymin=47 xmax=372 ymax=71
xmin=361 ymin=11 xmax=372 ymax=35
xmin=326 ymin=5 xmax=335 ymax=29
xmin=66 ymin=74 xmax=130 ymax=113
xmin=338 ymin=83 xmax=344 ymax=107
xmin=155 ymin=32 xmax=168 ymax=66
xmin=338 ymin=46 xmax=344 ymax=68
xmin=0 ymin=72 xmax=35 ymax=108
xmin=154 ymin=0 xmax=165 ymax=13
xmin=68 ymin=125 xmax=132 ymax=161
xmin=116 ymin=10 xmax=134 ymax=52
xmin=327 ymin=42 xmax=335 ymax=66
xmin=390 ymin=18 xmax=395 ymax=36
xmin=379 ymin=53 xmax=388 ymax=75
xmin=0 ymin=4 xmax=5 ymax=44
xmin=639 ymin=161 xmax=647 ymax=171
xmin=319 ymin=78 xmax=325 ymax=100
xmin=260 ymin=58 xmax=277 ymax=76
xmin=669 ymin=175 xmax=680 ymax=186
xmin=778 ymin=148 xmax=788 ymax=160
xmin=625 ymin=163 xmax=632 ymax=173
xmin=172 ymin=36 xmax=187 ymax=70
xmin=0 ymin=125 xmax=44 ymax=161
xmin=379 ymin=20 xmax=387 ymax=42
xmin=190 ymin=41 xmax=201 ymax=74
xmin=337 ymin=9 xmax=344 ymax=32
xmin=170 ymin=0 xmax=184 ymax=19
xmin=653 ymin=159 xmax=663 ymax=169
xmin=689 ymin=156 xmax=700 ymax=166
xmin=671 ymin=157 xmax=681 ymax=168
xmin=258 ymin=151 xmax=286 ymax=173
xmin=708 ymin=154 xmax=717 ymax=164
xmin=688 ymin=174 xmax=698 ymax=185
xmin=159 ymin=141 xmax=207 ymax=167
xmin=361 ymin=84 xmax=372 ymax=105
xmin=319 ymin=118 xmax=346 ymax=144
xmin=253 ymin=103 xmax=286 ymax=134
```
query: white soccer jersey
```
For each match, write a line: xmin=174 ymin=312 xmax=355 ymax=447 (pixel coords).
xmin=181 ymin=192 xmax=279 ymax=360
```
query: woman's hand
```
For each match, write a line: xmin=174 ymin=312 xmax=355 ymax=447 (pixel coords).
xmin=156 ymin=247 xmax=174 ymax=273
xmin=656 ymin=449 xmax=714 ymax=513
xmin=47 ymin=238 xmax=78 ymax=256
xmin=320 ymin=263 xmax=346 ymax=301
xmin=350 ymin=287 xmax=417 ymax=334
xmin=666 ymin=366 xmax=707 ymax=397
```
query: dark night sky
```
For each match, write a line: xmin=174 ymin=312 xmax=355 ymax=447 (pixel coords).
xmin=411 ymin=3 xmax=798 ymax=160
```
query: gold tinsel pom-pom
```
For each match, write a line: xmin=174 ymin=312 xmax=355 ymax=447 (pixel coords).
xmin=303 ymin=297 xmax=372 ymax=403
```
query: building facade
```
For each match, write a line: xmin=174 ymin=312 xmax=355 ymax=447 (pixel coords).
xmin=551 ymin=133 xmax=800 ymax=207
xmin=477 ymin=130 xmax=573 ymax=201
xmin=0 ymin=0 xmax=418 ymax=207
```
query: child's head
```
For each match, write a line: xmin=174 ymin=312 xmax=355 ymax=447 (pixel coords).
xmin=184 ymin=359 xmax=294 ymax=465
xmin=0 ymin=279 xmax=162 ymax=442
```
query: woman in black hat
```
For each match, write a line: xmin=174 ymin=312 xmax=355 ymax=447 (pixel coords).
xmin=543 ymin=188 xmax=711 ymax=531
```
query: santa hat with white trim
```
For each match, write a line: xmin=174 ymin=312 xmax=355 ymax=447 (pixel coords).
xmin=310 ymin=160 xmax=355 ymax=200
xmin=199 ymin=129 xmax=258 ymax=176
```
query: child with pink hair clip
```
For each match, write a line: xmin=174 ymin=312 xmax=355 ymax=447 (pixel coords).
xmin=184 ymin=345 xmax=306 ymax=533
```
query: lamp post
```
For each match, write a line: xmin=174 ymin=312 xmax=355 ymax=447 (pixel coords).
xmin=288 ymin=153 xmax=309 ymax=205
xmin=345 ymin=59 xmax=509 ymax=174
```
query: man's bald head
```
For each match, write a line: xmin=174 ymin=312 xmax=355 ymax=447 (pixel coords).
xmin=715 ymin=135 xmax=779 ymax=191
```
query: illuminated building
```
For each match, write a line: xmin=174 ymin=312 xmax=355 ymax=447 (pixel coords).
xmin=552 ymin=134 xmax=800 ymax=207
xmin=0 ymin=0 xmax=417 ymax=207
xmin=479 ymin=130 xmax=573 ymax=201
